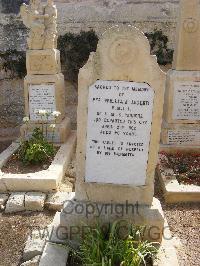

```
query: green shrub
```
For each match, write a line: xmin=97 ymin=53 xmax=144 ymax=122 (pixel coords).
xmin=58 ymin=30 xmax=99 ymax=82
xmin=145 ymin=30 xmax=174 ymax=65
xmin=18 ymin=128 xmax=55 ymax=165
xmin=63 ymin=221 xmax=158 ymax=266
xmin=0 ymin=49 xmax=26 ymax=78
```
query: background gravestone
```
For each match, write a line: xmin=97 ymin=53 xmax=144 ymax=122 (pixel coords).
xmin=20 ymin=0 xmax=71 ymax=143
xmin=161 ymin=0 xmax=200 ymax=147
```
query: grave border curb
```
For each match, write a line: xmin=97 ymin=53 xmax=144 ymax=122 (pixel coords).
xmin=157 ymin=145 xmax=200 ymax=204
xmin=0 ymin=131 xmax=76 ymax=193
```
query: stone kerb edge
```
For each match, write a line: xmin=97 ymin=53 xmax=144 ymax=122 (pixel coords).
xmin=0 ymin=132 xmax=77 ymax=192
xmin=156 ymin=152 xmax=200 ymax=203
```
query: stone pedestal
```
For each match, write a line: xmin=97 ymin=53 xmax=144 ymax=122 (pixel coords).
xmin=21 ymin=48 xmax=71 ymax=143
xmin=161 ymin=70 xmax=200 ymax=147
xmin=24 ymin=73 xmax=66 ymax=124
xmin=53 ymin=197 xmax=164 ymax=243
xmin=26 ymin=49 xmax=61 ymax=75
xmin=20 ymin=117 xmax=71 ymax=144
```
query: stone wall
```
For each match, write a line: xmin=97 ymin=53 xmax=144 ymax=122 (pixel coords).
xmin=0 ymin=0 xmax=180 ymax=51
xmin=0 ymin=0 xmax=180 ymax=136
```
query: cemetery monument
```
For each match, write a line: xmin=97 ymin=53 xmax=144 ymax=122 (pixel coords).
xmin=161 ymin=0 xmax=200 ymax=147
xmin=20 ymin=0 xmax=71 ymax=143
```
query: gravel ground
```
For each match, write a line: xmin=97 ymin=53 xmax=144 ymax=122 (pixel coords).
xmin=154 ymin=176 xmax=200 ymax=266
xmin=0 ymin=211 xmax=54 ymax=266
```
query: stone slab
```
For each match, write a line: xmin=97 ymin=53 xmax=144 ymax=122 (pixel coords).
xmin=163 ymin=70 xmax=200 ymax=124
xmin=161 ymin=121 xmax=200 ymax=146
xmin=0 ymin=177 xmax=7 ymax=192
xmin=26 ymin=49 xmax=61 ymax=75
xmin=154 ymin=220 xmax=179 ymax=266
xmin=23 ymin=231 xmax=47 ymax=261
xmin=45 ymin=192 xmax=75 ymax=211
xmin=0 ymin=141 xmax=20 ymax=168
xmin=51 ymin=198 xmax=164 ymax=243
xmin=5 ymin=192 xmax=25 ymax=213
xmin=28 ymin=84 xmax=57 ymax=121
xmin=85 ymin=80 xmax=154 ymax=186
xmin=159 ymin=144 xmax=200 ymax=154
xmin=25 ymin=192 xmax=46 ymax=212
xmin=39 ymin=243 xmax=69 ymax=266
xmin=24 ymin=74 xmax=66 ymax=124
xmin=0 ymin=193 xmax=9 ymax=205
xmin=20 ymin=255 xmax=40 ymax=266
xmin=0 ymin=132 xmax=76 ymax=192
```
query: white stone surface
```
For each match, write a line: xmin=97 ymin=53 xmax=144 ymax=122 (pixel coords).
xmin=0 ymin=141 xmax=20 ymax=168
xmin=25 ymin=192 xmax=46 ymax=211
xmin=20 ymin=255 xmax=40 ymax=266
xmin=23 ymin=231 xmax=47 ymax=261
xmin=85 ymin=80 xmax=154 ymax=186
xmin=5 ymin=192 xmax=25 ymax=213
xmin=39 ymin=243 xmax=69 ymax=266
xmin=29 ymin=84 xmax=56 ymax=121
xmin=0 ymin=177 xmax=7 ymax=192
xmin=0 ymin=193 xmax=9 ymax=205
xmin=173 ymin=81 xmax=200 ymax=120
xmin=168 ymin=129 xmax=200 ymax=145
xmin=45 ymin=192 xmax=75 ymax=211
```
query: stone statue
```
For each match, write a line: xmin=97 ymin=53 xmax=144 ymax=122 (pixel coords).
xmin=20 ymin=0 xmax=57 ymax=50
xmin=43 ymin=0 xmax=58 ymax=49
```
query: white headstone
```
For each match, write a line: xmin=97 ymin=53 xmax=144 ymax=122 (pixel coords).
xmin=85 ymin=80 xmax=154 ymax=186
xmin=173 ymin=81 xmax=200 ymax=120
xmin=28 ymin=84 xmax=56 ymax=121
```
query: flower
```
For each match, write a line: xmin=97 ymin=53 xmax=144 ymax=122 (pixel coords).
xmin=49 ymin=124 xmax=56 ymax=129
xmin=38 ymin=110 xmax=48 ymax=115
xmin=23 ymin=116 xmax=29 ymax=123
xmin=52 ymin=111 xmax=61 ymax=117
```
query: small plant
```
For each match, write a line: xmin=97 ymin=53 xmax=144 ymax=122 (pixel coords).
xmin=19 ymin=109 xmax=61 ymax=165
xmin=58 ymin=30 xmax=99 ymax=82
xmin=145 ymin=29 xmax=174 ymax=65
xmin=62 ymin=221 xmax=158 ymax=266
xmin=18 ymin=127 xmax=55 ymax=165
xmin=0 ymin=49 xmax=26 ymax=78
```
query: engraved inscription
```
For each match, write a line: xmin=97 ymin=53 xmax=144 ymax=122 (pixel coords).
xmin=29 ymin=84 xmax=56 ymax=121
xmin=168 ymin=130 xmax=200 ymax=145
xmin=173 ymin=82 xmax=200 ymax=120
xmin=85 ymin=80 xmax=154 ymax=186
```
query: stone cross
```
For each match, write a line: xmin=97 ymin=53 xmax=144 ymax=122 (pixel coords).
xmin=173 ymin=0 xmax=200 ymax=71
